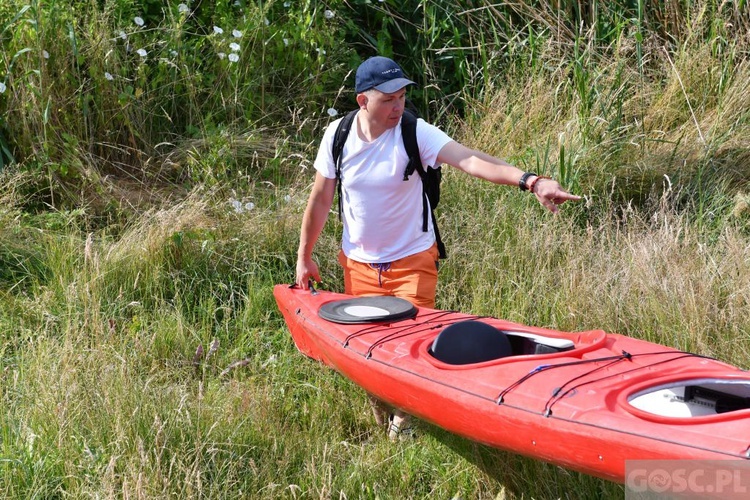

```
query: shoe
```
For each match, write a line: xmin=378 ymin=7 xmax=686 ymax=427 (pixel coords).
xmin=388 ymin=412 xmax=415 ymax=441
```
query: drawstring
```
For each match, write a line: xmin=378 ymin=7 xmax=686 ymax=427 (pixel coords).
xmin=369 ymin=262 xmax=391 ymax=287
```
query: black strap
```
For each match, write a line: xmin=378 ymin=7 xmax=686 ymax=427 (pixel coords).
xmin=332 ymin=110 xmax=358 ymax=221
xmin=400 ymin=111 xmax=428 ymax=230
xmin=402 ymin=110 xmax=446 ymax=259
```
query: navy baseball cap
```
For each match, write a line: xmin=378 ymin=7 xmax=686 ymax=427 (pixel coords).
xmin=355 ymin=56 xmax=416 ymax=94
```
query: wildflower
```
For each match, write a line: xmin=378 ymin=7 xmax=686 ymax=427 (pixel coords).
xmin=136 ymin=48 xmax=148 ymax=57
xmin=233 ymin=0 xmax=241 ymax=6
xmin=228 ymin=53 xmax=239 ymax=62
xmin=42 ymin=50 xmax=49 ymax=59
xmin=232 ymin=29 xmax=242 ymax=38
xmin=315 ymin=47 xmax=326 ymax=55
xmin=230 ymin=199 xmax=255 ymax=213
xmin=324 ymin=10 xmax=335 ymax=19
xmin=0 ymin=82 xmax=6 ymax=94
xmin=119 ymin=30 xmax=127 ymax=40
xmin=134 ymin=16 xmax=144 ymax=27
xmin=170 ymin=50 xmax=178 ymax=57
xmin=284 ymin=1 xmax=290 ymax=6
xmin=217 ymin=52 xmax=226 ymax=59
xmin=283 ymin=38 xmax=289 ymax=46
xmin=178 ymin=3 xmax=189 ymax=13
xmin=327 ymin=108 xmax=338 ymax=117
xmin=104 ymin=72 xmax=114 ymax=81
xmin=229 ymin=42 xmax=240 ymax=52
xmin=262 ymin=354 xmax=277 ymax=368
xmin=284 ymin=195 xmax=292 ymax=203
xmin=264 ymin=18 xmax=269 ymax=26
xmin=213 ymin=26 xmax=223 ymax=35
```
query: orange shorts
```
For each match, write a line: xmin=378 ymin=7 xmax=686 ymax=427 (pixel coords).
xmin=337 ymin=243 xmax=440 ymax=308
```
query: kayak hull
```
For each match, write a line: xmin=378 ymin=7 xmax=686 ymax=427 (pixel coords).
xmin=273 ymin=284 xmax=750 ymax=483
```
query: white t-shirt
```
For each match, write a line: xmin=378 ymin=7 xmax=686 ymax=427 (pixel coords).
xmin=313 ymin=112 xmax=453 ymax=263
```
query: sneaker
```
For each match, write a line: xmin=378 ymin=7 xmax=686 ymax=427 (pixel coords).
xmin=388 ymin=412 xmax=416 ymax=441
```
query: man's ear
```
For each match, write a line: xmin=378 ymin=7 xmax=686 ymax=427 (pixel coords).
xmin=356 ymin=93 xmax=368 ymax=109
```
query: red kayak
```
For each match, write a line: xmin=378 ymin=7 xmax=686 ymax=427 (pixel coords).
xmin=274 ymin=284 xmax=750 ymax=483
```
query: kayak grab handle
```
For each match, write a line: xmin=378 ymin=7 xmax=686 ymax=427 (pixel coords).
xmin=288 ymin=281 xmax=318 ymax=295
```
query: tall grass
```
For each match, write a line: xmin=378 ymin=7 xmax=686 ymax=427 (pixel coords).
xmin=1 ymin=0 xmax=750 ymax=498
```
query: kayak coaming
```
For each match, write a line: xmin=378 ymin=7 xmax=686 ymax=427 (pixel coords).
xmin=273 ymin=284 xmax=750 ymax=482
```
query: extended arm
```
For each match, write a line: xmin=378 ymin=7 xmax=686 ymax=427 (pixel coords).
xmin=436 ymin=141 xmax=580 ymax=213
xmin=296 ymin=172 xmax=337 ymax=288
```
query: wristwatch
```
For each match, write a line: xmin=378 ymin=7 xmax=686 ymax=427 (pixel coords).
xmin=518 ymin=172 xmax=537 ymax=191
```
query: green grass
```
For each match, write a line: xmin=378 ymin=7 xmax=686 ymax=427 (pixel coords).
xmin=2 ymin=0 xmax=750 ymax=498
xmin=2 ymin=167 xmax=749 ymax=498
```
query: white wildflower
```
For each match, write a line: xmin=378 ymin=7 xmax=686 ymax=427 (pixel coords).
xmin=327 ymin=108 xmax=338 ymax=117
xmin=213 ymin=26 xmax=223 ymax=35
xmin=0 ymin=82 xmax=6 ymax=94
xmin=178 ymin=3 xmax=189 ymax=13
xmin=134 ymin=16 xmax=144 ymax=27
xmin=232 ymin=29 xmax=242 ymax=38
xmin=170 ymin=50 xmax=178 ymax=57
xmin=42 ymin=50 xmax=49 ymax=59
xmin=284 ymin=195 xmax=292 ymax=203
xmin=217 ymin=52 xmax=226 ymax=59
xmin=119 ymin=30 xmax=127 ymax=40
xmin=283 ymin=38 xmax=289 ymax=46
xmin=229 ymin=199 xmax=255 ymax=213
xmin=324 ymin=10 xmax=335 ymax=19
xmin=104 ymin=72 xmax=114 ymax=81
xmin=264 ymin=18 xmax=269 ymax=26
xmin=229 ymin=42 xmax=240 ymax=51
xmin=136 ymin=48 xmax=147 ymax=57
xmin=228 ymin=53 xmax=239 ymax=62
xmin=284 ymin=1 xmax=290 ymax=6
xmin=262 ymin=354 xmax=277 ymax=367
xmin=233 ymin=0 xmax=240 ymax=6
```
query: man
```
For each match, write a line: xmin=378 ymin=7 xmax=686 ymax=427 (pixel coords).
xmin=295 ymin=56 xmax=580 ymax=438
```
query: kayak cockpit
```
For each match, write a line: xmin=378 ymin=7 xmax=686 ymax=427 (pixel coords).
xmin=623 ymin=376 xmax=750 ymax=422
xmin=429 ymin=319 xmax=575 ymax=366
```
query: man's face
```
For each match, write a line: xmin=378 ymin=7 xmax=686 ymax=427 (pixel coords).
xmin=364 ymin=88 xmax=407 ymax=129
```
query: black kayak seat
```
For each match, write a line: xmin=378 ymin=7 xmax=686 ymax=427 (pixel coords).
xmin=430 ymin=320 xmax=513 ymax=365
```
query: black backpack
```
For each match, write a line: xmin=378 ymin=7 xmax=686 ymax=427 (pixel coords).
xmin=331 ymin=108 xmax=446 ymax=259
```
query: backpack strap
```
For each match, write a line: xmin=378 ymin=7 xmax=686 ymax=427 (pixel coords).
xmin=401 ymin=110 xmax=447 ymax=259
xmin=400 ymin=110 xmax=427 ymax=231
xmin=332 ymin=110 xmax=358 ymax=220
xmin=401 ymin=109 xmax=423 ymax=181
